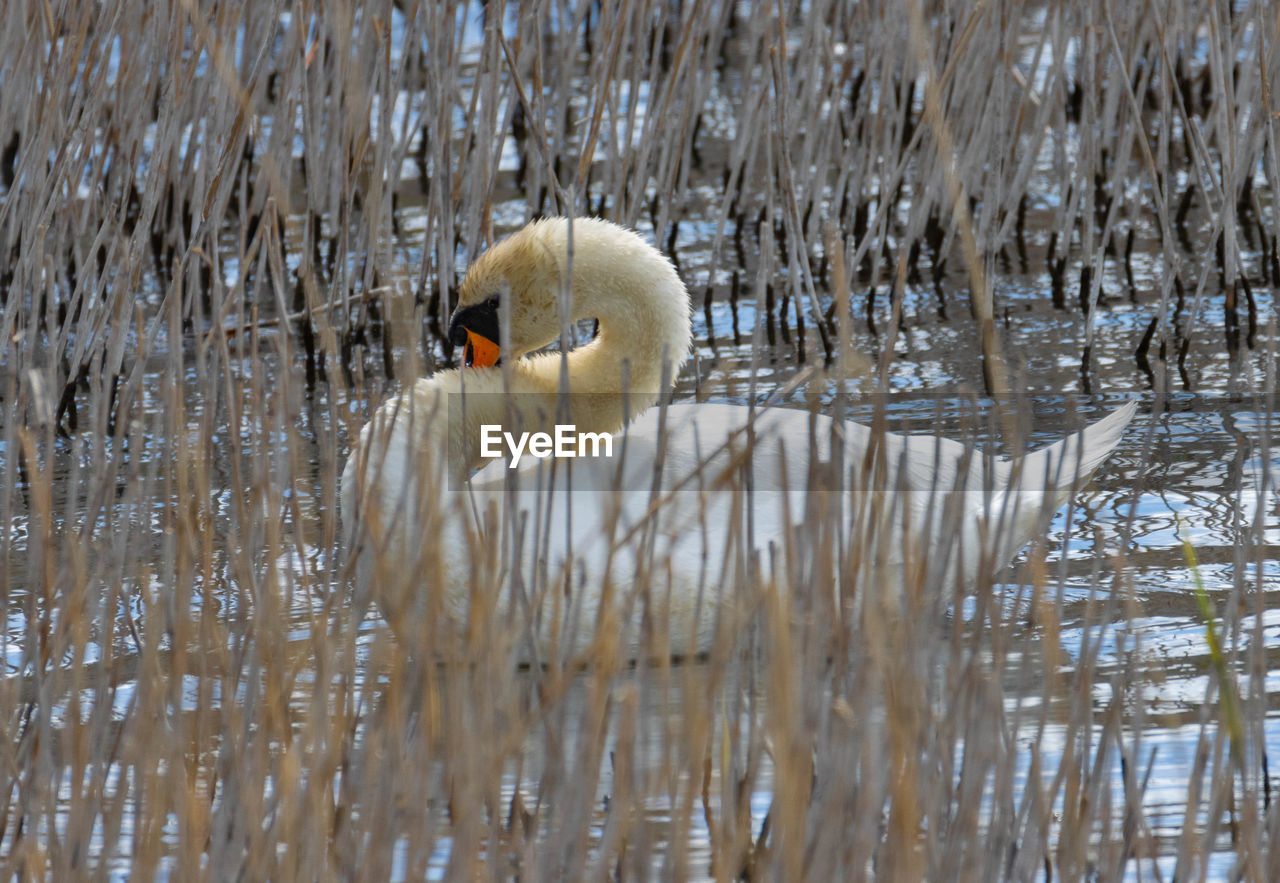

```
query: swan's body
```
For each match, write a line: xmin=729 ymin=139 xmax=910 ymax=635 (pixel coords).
xmin=341 ymin=217 xmax=1136 ymax=661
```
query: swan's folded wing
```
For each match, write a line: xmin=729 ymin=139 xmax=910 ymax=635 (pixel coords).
xmin=997 ymin=400 xmax=1138 ymax=501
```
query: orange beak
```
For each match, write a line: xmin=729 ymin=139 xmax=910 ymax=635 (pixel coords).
xmin=464 ymin=329 xmax=501 ymax=368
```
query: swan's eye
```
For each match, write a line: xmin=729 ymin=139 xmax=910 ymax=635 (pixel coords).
xmin=448 ymin=323 xmax=469 ymax=349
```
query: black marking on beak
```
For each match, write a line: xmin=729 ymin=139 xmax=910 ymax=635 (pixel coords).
xmin=448 ymin=295 xmax=502 ymax=367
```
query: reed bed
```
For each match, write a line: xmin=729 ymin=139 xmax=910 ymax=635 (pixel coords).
xmin=0 ymin=0 xmax=1277 ymax=877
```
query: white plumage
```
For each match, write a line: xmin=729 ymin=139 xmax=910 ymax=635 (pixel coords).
xmin=341 ymin=218 xmax=1136 ymax=662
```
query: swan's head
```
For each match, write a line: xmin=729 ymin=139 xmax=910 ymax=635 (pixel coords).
xmin=447 ymin=219 xmax=572 ymax=368
xmin=446 ymin=217 xmax=691 ymax=372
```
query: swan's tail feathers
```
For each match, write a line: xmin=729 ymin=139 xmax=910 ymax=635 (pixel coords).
xmin=1014 ymin=400 xmax=1137 ymax=501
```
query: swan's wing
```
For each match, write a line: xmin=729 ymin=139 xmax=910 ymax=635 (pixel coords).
xmin=828 ymin=401 xmax=1137 ymax=585
xmin=1001 ymin=400 xmax=1137 ymax=500
xmin=463 ymin=400 xmax=1138 ymax=592
xmin=876 ymin=427 xmax=972 ymax=495
xmin=866 ymin=401 xmax=1137 ymax=500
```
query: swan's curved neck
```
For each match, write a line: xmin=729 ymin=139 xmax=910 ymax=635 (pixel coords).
xmin=522 ymin=220 xmax=692 ymax=429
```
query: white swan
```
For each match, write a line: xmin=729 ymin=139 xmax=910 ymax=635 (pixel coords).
xmin=341 ymin=217 xmax=1136 ymax=661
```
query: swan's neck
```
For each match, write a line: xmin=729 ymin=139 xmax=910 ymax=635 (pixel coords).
xmin=383 ymin=326 xmax=688 ymax=482
xmin=521 ymin=220 xmax=692 ymax=433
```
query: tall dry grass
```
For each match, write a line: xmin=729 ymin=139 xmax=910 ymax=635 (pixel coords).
xmin=0 ymin=0 xmax=1276 ymax=877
